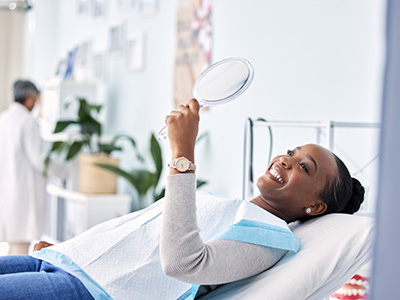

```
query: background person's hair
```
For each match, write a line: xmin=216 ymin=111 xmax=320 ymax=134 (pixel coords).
xmin=319 ymin=153 xmax=365 ymax=215
xmin=13 ymin=80 xmax=39 ymax=104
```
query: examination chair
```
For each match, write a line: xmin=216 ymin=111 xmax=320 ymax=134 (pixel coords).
xmin=198 ymin=212 xmax=373 ymax=300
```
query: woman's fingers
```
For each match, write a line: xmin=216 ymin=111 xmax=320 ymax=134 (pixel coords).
xmin=177 ymin=104 xmax=189 ymax=112
xmin=165 ymin=99 xmax=200 ymax=129
xmin=165 ymin=110 xmax=180 ymax=125
xmin=188 ymin=98 xmax=200 ymax=113
xmin=167 ymin=99 xmax=199 ymax=118
xmin=33 ymin=241 xmax=53 ymax=251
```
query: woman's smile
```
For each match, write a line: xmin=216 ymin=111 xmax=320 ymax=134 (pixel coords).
xmin=252 ymin=144 xmax=338 ymax=223
xmin=267 ymin=165 xmax=285 ymax=184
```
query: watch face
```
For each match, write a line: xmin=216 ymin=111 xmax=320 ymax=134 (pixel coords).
xmin=176 ymin=157 xmax=190 ymax=172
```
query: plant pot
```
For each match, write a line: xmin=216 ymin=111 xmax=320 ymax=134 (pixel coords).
xmin=79 ymin=153 xmax=119 ymax=194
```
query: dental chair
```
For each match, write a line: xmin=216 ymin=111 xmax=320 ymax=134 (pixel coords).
xmin=198 ymin=212 xmax=373 ymax=299
xmin=198 ymin=118 xmax=375 ymax=299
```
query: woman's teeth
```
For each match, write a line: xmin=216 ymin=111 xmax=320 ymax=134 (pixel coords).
xmin=270 ymin=168 xmax=284 ymax=183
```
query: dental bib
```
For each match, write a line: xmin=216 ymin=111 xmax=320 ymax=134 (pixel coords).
xmin=32 ymin=192 xmax=300 ymax=300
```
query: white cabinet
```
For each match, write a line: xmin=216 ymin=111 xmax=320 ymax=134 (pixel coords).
xmin=45 ymin=184 xmax=131 ymax=242
xmin=39 ymin=78 xmax=97 ymax=139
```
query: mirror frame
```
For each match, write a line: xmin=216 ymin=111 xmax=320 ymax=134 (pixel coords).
xmin=192 ymin=57 xmax=255 ymax=106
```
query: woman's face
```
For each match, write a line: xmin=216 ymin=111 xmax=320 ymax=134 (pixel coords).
xmin=255 ymin=144 xmax=337 ymax=222
xmin=25 ymin=93 xmax=39 ymax=111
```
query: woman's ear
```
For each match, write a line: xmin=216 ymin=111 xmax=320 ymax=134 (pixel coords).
xmin=308 ymin=200 xmax=327 ymax=216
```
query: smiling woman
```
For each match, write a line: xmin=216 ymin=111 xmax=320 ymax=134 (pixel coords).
xmin=252 ymin=144 xmax=364 ymax=223
xmin=0 ymin=99 xmax=366 ymax=300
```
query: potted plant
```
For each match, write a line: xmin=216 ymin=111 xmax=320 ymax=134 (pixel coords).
xmin=96 ymin=132 xmax=207 ymax=210
xmin=45 ymin=97 xmax=141 ymax=194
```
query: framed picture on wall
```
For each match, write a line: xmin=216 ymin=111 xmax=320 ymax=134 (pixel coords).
xmin=91 ymin=0 xmax=108 ymax=18
xmin=117 ymin=0 xmax=134 ymax=8
xmin=126 ymin=32 xmax=144 ymax=71
xmin=77 ymin=40 xmax=92 ymax=67
xmin=55 ymin=58 xmax=67 ymax=77
xmin=77 ymin=0 xmax=89 ymax=15
xmin=74 ymin=40 xmax=93 ymax=81
xmin=140 ymin=0 xmax=157 ymax=14
xmin=109 ymin=23 xmax=125 ymax=53
xmin=92 ymin=52 xmax=107 ymax=80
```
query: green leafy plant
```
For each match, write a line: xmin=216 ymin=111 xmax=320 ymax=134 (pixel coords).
xmin=44 ymin=97 xmax=141 ymax=174
xmin=96 ymin=132 xmax=208 ymax=209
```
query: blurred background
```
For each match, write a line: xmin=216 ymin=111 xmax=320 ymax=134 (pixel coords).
xmin=0 ymin=0 xmax=384 ymax=252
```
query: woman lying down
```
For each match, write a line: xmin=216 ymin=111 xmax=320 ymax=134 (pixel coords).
xmin=0 ymin=99 xmax=365 ymax=300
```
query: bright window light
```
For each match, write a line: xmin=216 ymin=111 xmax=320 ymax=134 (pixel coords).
xmin=0 ymin=242 xmax=10 ymax=256
xmin=8 ymin=2 xmax=17 ymax=10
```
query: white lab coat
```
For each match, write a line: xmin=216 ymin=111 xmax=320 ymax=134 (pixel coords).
xmin=0 ymin=102 xmax=47 ymax=242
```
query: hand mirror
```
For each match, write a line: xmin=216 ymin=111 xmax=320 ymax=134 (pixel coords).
xmin=157 ymin=57 xmax=254 ymax=140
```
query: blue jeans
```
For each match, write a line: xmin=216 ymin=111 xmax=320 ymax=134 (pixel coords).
xmin=0 ymin=255 xmax=95 ymax=300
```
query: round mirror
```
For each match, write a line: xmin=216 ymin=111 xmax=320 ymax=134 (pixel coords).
xmin=157 ymin=57 xmax=254 ymax=140
xmin=193 ymin=57 xmax=254 ymax=106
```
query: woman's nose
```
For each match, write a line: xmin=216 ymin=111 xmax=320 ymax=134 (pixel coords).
xmin=279 ymin=156 xmax=291 ymax=169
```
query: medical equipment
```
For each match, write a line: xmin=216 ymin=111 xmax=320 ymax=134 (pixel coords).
xmin=242 ymin=119 xmax=380 ymax=203
xmin=157 ymin=57 xmax=254 ymax=140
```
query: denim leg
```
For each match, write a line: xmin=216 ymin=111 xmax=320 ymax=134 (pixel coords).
xmin=0 ymin=255 xmax=40 ymax=274
xmin=0 ymin=255 xmax=94 ymax=300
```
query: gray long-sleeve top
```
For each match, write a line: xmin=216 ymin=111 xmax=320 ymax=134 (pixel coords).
xmin=160 ymin=173 xmax=287 ymax=294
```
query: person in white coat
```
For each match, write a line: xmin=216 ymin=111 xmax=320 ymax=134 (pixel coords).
xmin=0 ymin=79 xmax=47 ymax=255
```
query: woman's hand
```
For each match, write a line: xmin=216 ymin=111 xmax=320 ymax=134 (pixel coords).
xmin=166 ymin=99 xmax=200 ymax=171
xmin=33 ymin=241 xmax=54 ymax=251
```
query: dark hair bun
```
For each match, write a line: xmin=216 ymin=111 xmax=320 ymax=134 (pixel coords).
xmin=341 ymin=178 xmax=365 ymax=214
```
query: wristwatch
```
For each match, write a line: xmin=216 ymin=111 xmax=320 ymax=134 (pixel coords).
xmin=168 ymin=157 xmax=196 ymax=172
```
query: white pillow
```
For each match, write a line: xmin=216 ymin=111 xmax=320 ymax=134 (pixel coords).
xmin=199 ymin=213 xmax=374 ymax=300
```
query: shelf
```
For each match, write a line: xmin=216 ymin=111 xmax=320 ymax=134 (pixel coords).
xmin=46 ymin=184 xmax=131 ymax=242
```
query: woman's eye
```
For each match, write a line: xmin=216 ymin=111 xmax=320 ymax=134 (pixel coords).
xmin=287 ymin=149 xmax=293 ymax=157
xmin=300 ymin=163 xmax=309 ymax=174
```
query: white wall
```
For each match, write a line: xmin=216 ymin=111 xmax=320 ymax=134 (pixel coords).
xmin=28 ymin=0 xmax=385 ymax=207
xmin=0 ymin=10 xmax=31 ymax=111
xmin=202 ymin=0 xmax=385 ymax=212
